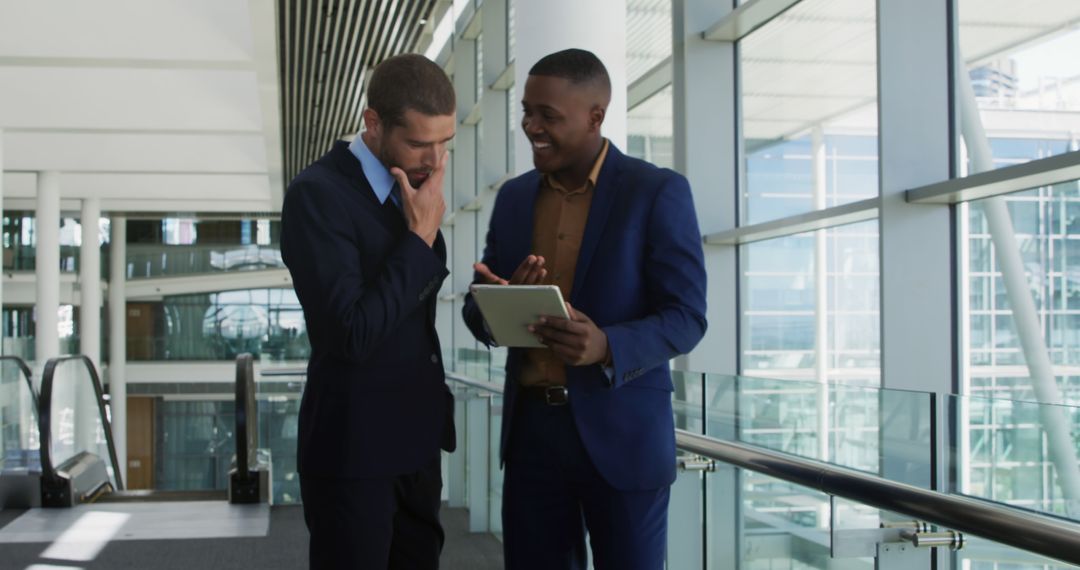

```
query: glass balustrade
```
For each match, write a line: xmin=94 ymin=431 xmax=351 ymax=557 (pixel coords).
xmin=128 ymin=351 xmax=1080 ymax=569
xmin=0 ymin=357 xmax=38 ymax=473
xmin=125 ymin=244 xmax=285 ymax=279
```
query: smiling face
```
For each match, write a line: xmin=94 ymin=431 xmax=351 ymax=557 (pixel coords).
xmin=364 ymin=107 xmax=455 ymax=187
xmin=521 ymin=74 xmax=607 ymax=177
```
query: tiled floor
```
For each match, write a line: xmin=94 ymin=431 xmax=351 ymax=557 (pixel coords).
xmin=0 ymin=501 xmax=269 ymax=544
xmin=0 ymin=503 xmax=503 ymax=569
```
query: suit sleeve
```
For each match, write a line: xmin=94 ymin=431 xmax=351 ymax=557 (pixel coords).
xmin=281 ymin=180 xmax=448 ymax=363
xmin=461 ymin=188 xmax=503 ymax=347
xmin=601 ymin=173 xmax=708 ymax=388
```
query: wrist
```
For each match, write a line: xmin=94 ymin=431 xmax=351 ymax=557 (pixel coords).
xmin=411 ymin=228 xmax=436 ymax=247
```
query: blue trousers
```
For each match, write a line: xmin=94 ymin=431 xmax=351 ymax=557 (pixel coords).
xmin=502 ymin=395 xmax=670 ymax=570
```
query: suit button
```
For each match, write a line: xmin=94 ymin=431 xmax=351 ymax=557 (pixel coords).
xmin=431 ymin=354 xmax=439 ymax=364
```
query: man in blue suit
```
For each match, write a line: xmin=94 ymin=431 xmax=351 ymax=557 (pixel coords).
xmin=462 ymin=49 xmax=708 ymax=570
xmin=281 ymin=54 xmax=456 ymax=569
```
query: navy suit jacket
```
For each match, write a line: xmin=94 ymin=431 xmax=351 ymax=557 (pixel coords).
xmin=462 ymin=144 xmax=707 ymax=491
xmin=282 ymin=141 xmax=455 ymax=479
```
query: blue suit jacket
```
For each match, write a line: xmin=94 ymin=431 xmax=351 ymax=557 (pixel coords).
xmin=282 ymin=141 xmax=455 ymax=479
xmin=462 ymin=144 xmax=707 ymax=490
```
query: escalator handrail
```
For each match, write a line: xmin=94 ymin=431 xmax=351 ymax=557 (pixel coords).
xmin=38 ymin=355 xmax=124 ymax=491
xmin=0 ymin=355 xmax=37 ymax=414
xmin=234 ymin=353 xmax=257 ymax=480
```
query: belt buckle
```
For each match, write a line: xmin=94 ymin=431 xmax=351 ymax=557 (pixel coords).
xmin=544 ymin=386 xmax=568 ymax=406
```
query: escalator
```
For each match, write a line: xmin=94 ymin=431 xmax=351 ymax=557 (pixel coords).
xmin=2 ymin=353 xmax=266 ymax=508
xmin=38 ymin=355 xmax=125 ymax=506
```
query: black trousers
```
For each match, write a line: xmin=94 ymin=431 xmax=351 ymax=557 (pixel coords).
xmin=300 ymin=456 xmax=444 ymax=569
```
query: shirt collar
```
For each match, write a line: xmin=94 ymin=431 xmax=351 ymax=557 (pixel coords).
xmin=543 ymin=139 xmax=610 ymax=194
xmin=348 ymin=133 xmax=396 ymax=204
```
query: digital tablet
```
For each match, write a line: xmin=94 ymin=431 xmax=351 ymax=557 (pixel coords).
xmin=470 ymin=284 xmax=571 ymax=348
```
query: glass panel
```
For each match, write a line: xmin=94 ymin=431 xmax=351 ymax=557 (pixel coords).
xmin=739 ymin=471 xmax=849 ymax=569
xmin=125 ymin=244 xmax=284 ymax=279
xmin=740 ymin=0 xmax=878 ymax=224
xmin=626 ymin=0 xmax=672 ymax=84
xmin=257 ymin=374 xmax=305 ymax=504
xmin=0 ymin=359 xmax=39 ymax=471
xmin=712 ymin=374 xmax=931 ymax=477
xmin=627 ymin=85 xmax=674 ymax=169
xmin=126 ymin=288 xmax=310 ymax=363
xmin=1 ymin=212 xmax=90 ymax=272
xmin=46 ymin=359 xmax=117 ymax=487
xmin=957 ymin=1 xmax=1080 ymax=174
xmin=672 ymin=370 xmax=704 ymax=433
xmin=957 ymin=535 xmax=1080 ymax=569
xmin=1 ymin=307 xmax=80 ymax=365
xmin=952 ymin=392 xmax=1080 ymax=521
xmin=741 ymin=220 xmax=880 ymax=384
xmin=155 ymin=400 xmax=234 ymax=492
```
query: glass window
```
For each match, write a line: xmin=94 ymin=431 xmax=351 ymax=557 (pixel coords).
xmin=126 ymin=288 xmax=309 ymax=363
xmin=741 ymin=220 xmax=880 ymax=384
xmin=740 ymin=0 xmax=878 ymax=225
xmin=957 ymin=1 xmax=1080 ymax=175
xmin=627 ymin=85 xmax=674 ymax=169
xmin=626 ymin=0 xmax=671 ymax=84
xmin=962 ymin=178 xmax=1080 ymax=403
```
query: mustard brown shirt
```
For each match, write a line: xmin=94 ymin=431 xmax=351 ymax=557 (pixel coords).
xmin=520 ymin=139 xmax=610 ymax=387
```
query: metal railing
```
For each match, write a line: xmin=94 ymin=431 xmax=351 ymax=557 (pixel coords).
xmin=444 ymin=371 xmax=1080 ymax=567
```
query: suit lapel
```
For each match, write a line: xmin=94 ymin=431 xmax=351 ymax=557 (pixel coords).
xmin=504 ymin=173 xmax=541 ymax=278
xmin=570 ymin=146 xmax=623 ymax=303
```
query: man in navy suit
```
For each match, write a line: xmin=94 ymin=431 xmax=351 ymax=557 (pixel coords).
xmin=462 ymin=49 xmax=708 ymax=570
xmin=281 ymin=54 xmax=456 ymax=569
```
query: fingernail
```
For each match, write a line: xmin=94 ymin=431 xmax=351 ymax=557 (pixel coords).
xmin=538 ymin=317 xmax=546 ymax=324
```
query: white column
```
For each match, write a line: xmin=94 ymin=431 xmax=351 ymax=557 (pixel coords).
xmin=109 ymin=216 xmax=127 ymax=482
xmin=76 ymin=198 xmax=104 ymax=473
xmin=512 ymin=0 xmax=627 ymax=174
xmin=451 ymin=37 xmax=479 ymax=363
xmin=673 ymin=0 xmax=736 ymax=376
xmin=877 ymin=1 xmax=951 ymax=567
xmin=35 ymin=171 xmax=61 ymax=365
xmin=672 ymin=2 xmax=738 ymax=568
xmin=80 ymin=198 xmax=102 ymax=367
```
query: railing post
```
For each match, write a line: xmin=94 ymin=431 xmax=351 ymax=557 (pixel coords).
xmin=466 ymin=392 xmax=490 ymax=532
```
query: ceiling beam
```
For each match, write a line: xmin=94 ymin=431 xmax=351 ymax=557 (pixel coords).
xmin=0 ymin=56 xmax=254 ymax=70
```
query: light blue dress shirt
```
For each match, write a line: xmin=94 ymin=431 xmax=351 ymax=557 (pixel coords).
xmin=348 ymin=134 xmax=400 ymax=208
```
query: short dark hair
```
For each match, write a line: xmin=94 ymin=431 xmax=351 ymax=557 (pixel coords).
xmin=367 ymin=53 xmax=455 ymax=128
xmin=528 ymin=48 xmax=611 ymax=96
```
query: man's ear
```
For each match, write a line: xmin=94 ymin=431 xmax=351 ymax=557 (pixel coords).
xmin=362 ymin=108 xmax=382 ymax=138
xmin=589 ymin=104 xmax=607 ymax=133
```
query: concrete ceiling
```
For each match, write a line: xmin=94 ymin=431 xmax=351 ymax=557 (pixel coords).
xmin=0 ymin=0 xmax=283 ymax=214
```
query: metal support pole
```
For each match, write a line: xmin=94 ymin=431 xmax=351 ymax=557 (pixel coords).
xmin=956 ymin=58 xmax=1080 ymax=517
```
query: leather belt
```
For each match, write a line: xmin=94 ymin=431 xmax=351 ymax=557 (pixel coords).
xmin=520 ymin=385 xmax=569 ymax=406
